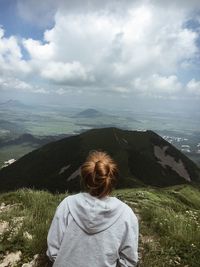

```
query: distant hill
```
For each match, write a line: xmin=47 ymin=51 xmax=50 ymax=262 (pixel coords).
xmin=72 ymin=109 xmax=140 ymax=130
xmin=0 ymin=99 xmax=29 ymax=109
xmin=0 ymin=127 xmax=199 ymax=193
xmin=73 ymin=108 xmax=104 ymax=118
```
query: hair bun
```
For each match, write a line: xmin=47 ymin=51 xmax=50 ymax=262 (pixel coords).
xmin=94 ymin=160 xmax=110 ymax=177
xmin=81 ymin=150 xmax=118 ymax=198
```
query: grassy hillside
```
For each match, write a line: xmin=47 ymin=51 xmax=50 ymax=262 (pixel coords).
xmin=0 ymin=185 xmax=200 ymax=266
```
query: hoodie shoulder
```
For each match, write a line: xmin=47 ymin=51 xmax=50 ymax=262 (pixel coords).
xmin=120 ymin=202 xmax=138 ymax=226
xmin=54 ymin=195 xmax=71 ymax=217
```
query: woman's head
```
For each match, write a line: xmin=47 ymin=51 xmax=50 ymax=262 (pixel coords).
xmin=80 ymin=150 xmax=118 ymax=199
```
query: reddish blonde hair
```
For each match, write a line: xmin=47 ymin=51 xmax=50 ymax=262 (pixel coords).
xmin=81 ymin=150 xmax=118 ymax=198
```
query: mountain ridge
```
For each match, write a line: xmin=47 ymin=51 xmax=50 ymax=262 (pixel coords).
xmin=72 ymin=108 xmax=105 ymax=118
xmin=0 ymin=127 xmax=199 ymax=193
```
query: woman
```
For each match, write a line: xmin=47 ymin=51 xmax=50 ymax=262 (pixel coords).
xmin=46 ymin=150 xmax=139 ymax=267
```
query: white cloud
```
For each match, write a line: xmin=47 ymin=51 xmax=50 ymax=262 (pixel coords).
xmin=111 ymin=86 xmax=130 ymax=93
xmin=55 ymin=88 xmax=66 ymax=95
xmin=0 ymin=1 xmax=200 ymax=99
xmin=23 ymin=39 xmax=55 ymax=61
xmin=0 ymin=29 xmax=21 ymax=59
xmin=41 ymin=61 xmax=95 ymax=84
xmin=186 ymin=79 xmax=200 ymax=95
xmin=55 ymin=87 xmax=83 ymax=95
xmin=0 ymin=77 xmax=48 ymax=94
xmin=132 ymin=74 xmax=182 ymax=96
xmin=21 ymin=3 xmax=198 ymax=93
xmin=0 ymin=27 xmax=31 ymax=76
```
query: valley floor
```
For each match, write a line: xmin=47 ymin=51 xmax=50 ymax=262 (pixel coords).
xmin=0 ymin=184 xmax=200 ymax=267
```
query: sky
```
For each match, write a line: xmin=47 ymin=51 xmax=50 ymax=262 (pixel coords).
xmin=0 ymin=0 xmax=200 ymax=112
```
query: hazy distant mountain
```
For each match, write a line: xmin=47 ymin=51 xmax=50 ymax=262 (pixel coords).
xmin=0 ymin=99 xmax=29 ymax=109
xmin=0 ymin=127 xmax=199 ymax=193
xmin=72 ymin=108 xmax=140 ymax=131
xmin=73 ymin=108 xmax=105 ymax=118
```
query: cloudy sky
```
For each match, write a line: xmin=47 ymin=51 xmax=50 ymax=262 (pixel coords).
xmin=0 ymin=0 xmax=200 ymax=111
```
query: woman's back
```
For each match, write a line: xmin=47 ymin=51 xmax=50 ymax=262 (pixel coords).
xmin=47 ymin=192 xmax=138 ymax=267
xmin=47 ymin=150 xmax=139 ymax=266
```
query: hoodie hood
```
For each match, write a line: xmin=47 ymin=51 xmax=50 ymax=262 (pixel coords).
xmin=67 ymin=192 xmax=125 ymax=234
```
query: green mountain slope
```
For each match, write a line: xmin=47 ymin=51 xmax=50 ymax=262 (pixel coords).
xmin=0 ymin=127 xmax=199 ymax=193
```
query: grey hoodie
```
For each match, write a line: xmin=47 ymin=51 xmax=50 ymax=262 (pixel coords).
xmin=46 ymin=192 xmax=139 ymax=267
